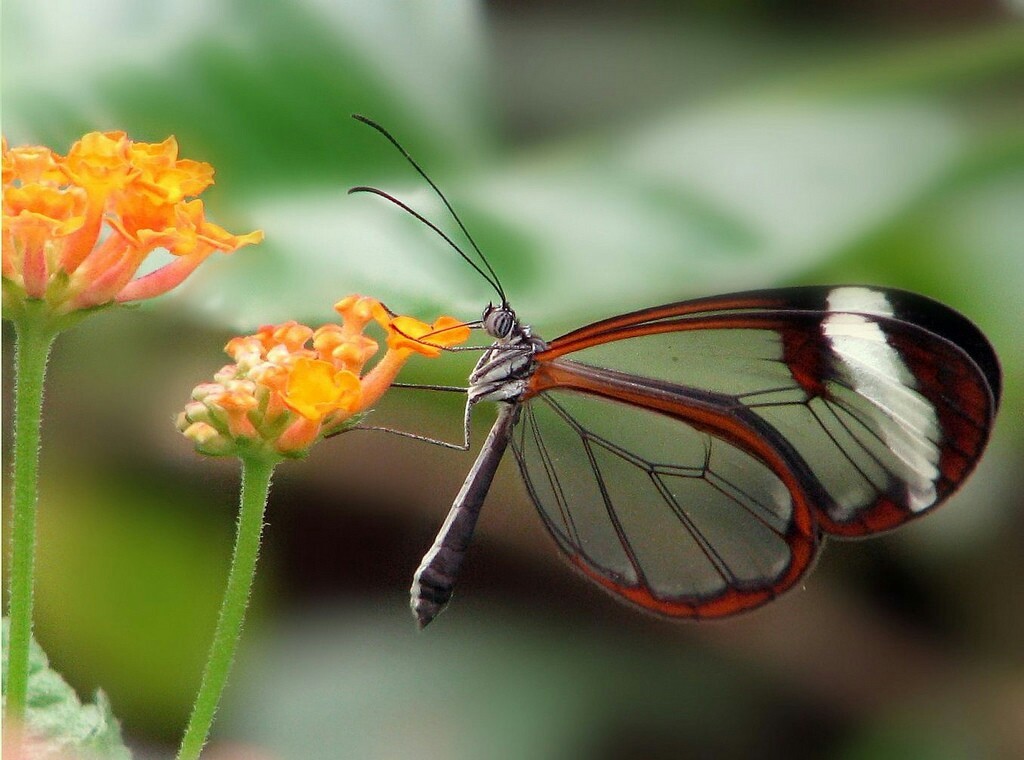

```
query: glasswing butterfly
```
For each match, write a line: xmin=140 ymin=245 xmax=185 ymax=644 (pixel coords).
xmin=351 ymin=116 xmax=1001 ymax=628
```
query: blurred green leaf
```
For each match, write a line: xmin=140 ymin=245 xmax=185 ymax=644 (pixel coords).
xmin=837 ymin=717 xmax=979 ymax=760
xmin=185 ymin=98 xmax=969 ymax=329
xmin=2 ymin=0 xmax=491 ymax=177
xmin=771 ymin=23 xmax=1024 ymax=100
xmin=32 ymin=471 xmax=245 ymax=736
xmin=1 ymin=618 xmax=132 ymax=760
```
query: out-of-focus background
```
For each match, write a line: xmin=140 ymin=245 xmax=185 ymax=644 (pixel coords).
xmin=3 ymin=1 xmax=1023 ymax=757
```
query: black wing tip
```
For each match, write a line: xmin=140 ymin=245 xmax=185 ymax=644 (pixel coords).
xmin=749 ymin=285 xmax=1002 ymax=409
xmin=880 ymin=287 xmax=1002 ymax=409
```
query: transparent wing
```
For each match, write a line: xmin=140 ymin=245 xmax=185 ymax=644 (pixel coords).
xmin=535 ymin=286 xmax=1000 ymax=537
xmin=510 ymin=389 xmax=818 ymax=618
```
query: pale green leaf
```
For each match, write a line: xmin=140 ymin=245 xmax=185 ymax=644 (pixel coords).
xmin=2 ymin=619 xmax=132 ymax=760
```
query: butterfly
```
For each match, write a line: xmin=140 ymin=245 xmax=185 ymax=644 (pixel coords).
xmin=351 ymin=116 xmax=1001 ymax=628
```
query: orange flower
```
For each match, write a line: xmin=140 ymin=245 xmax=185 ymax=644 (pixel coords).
xmin=2 ymin=132 xmax=262 ymax=321
xmin=282 ymin=358 xmax=363 ymax=421
xmin=177 ymin=296 xmax=470 ymax=459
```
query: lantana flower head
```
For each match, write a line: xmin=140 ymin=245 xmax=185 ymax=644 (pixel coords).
xmin=177 ymin=295 xmax=471 ymax=459
xmin=2 ymin=132 xmax=262 ymax=322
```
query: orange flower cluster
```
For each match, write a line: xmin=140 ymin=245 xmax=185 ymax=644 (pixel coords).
xmin=177 ymin=296 xmax=470 ymax=458
xmin=2 ymin=132 xmax=262 ymax=319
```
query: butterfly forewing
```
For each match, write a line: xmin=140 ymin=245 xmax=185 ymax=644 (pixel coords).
xmin=528 ymin=287 xmax=998 ymax=545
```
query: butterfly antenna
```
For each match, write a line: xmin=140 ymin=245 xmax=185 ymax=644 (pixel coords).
xmin=352 ymin=114 xmax=507 ymax=305
xmin=420 ymin=319 xmax=479 ymax=342
xmin=348 ymin=186 xmax=501 ymax=294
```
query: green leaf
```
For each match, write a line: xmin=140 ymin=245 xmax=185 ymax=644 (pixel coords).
xmin=2 ymin=618 xmax=132 ymax=760
xmin=199 ymin=99 xmax=963 ymax=329
xmin=2 ymin=0 xmax=491 ymax=175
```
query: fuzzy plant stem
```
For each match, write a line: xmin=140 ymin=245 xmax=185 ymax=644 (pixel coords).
xmin=5 ymin=304 xmax=59 ymax=722
xmin=176 ymin=455 xmax=276 ymax=760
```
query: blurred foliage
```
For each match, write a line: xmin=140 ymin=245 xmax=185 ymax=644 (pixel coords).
xmin=1 ymin=619 xmax=131 ymax=759
xmin=32 ymin=469 xmax=239 ymax=732
xmin=3 ymin=1 xmax=1023 ymax=758
xmin=228 ymin=607 xmax=817 ymax=759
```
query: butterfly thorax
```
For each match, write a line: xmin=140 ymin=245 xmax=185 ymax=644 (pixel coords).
xmin=469 ymin=304 xmax=547 ymax=405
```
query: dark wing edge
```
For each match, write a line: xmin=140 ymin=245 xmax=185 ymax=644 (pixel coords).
xmin=545 ymin=286 xmax=1001 ymax=408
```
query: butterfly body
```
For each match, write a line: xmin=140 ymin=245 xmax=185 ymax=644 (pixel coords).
xmin=465 ymin=305 xmax=545 ymax=406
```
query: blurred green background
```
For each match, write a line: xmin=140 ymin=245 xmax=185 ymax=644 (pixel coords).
xmin=3 ymin=1 xmax=1023 ymax=758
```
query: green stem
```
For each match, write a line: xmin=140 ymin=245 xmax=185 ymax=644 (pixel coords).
xmin=5 ymin=304 xmax=59 ymax=722
xmin=177 ymin=455 xmax=277 ymax=760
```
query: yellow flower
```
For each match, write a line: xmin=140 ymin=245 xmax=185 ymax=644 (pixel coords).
xmin=2 ymin=131 xmax=262 ymax=322
xmin=282 ymin=358 xmax=362 ymax=421
xmin=177 ymin=296 xmax=470 ymax=459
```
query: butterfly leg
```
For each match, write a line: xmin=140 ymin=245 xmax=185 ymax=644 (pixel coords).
xmin=410 ymin=402 xmax=520 ymax=628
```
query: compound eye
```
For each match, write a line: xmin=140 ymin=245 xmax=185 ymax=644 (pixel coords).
xmin=485 ymin=307 xmax=515 ymax=338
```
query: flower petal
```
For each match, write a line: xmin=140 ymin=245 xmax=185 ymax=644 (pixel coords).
xmin=282 ymin=358 xmax=361 ymax=421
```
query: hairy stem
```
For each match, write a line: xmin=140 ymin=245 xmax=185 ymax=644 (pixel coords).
xmin=177 ymin=455 xmax=277 ymax=760
xmin=5 ymin=304 xmax=58 ymax=722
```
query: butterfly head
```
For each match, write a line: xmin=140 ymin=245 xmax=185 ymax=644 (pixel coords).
xmin=482 ymin=302 xmax=519 ymax=341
